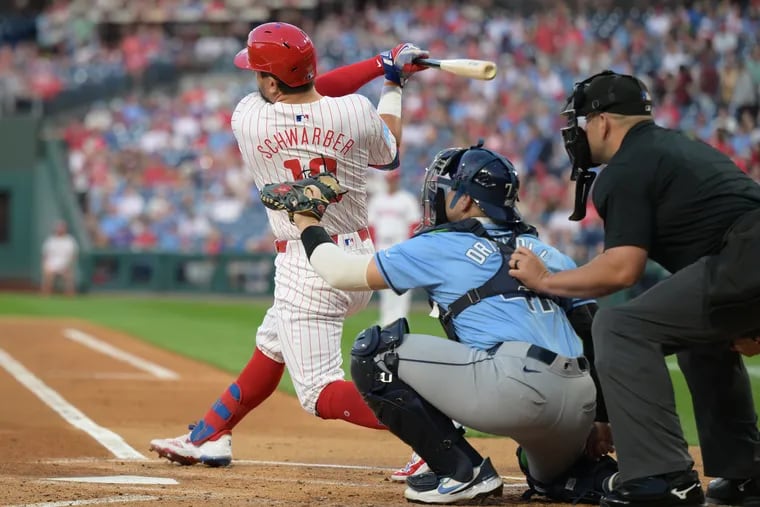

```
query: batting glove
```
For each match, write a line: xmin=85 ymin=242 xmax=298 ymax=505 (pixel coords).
xmin=378 ymin=43 xmax=429 ymax=87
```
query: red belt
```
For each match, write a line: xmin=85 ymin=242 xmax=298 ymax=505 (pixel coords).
xmin=275 ymin=227 xmax=371 ymax=253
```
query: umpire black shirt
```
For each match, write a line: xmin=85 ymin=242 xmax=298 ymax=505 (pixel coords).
xmin=592 ymin=120 xmax=760 ymax=273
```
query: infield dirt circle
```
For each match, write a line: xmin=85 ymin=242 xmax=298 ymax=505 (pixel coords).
xmin=0 ymin=318 xmax=703 ymax=506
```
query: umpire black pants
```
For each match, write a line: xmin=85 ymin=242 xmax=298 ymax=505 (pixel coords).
xmin=592 ymin=253 xmax=760 ymax=482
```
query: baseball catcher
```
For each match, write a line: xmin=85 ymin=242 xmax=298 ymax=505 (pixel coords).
xmin=261 ymin=142 xmax=617 ymax=505
xmin=260 ymin=172 xmax=347 ymax=224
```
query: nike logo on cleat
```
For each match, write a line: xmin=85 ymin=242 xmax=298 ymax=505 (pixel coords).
xmin=522 ymin=366 xmax=540 ymax=373
xmin=437 ymin=479 xmax=466 ymax=494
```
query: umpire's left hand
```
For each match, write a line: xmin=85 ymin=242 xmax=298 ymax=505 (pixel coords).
xmin=731 ymin=337 xmax=760 ymax=357
xmin=509 ymin=247 xmax=550 ymax=291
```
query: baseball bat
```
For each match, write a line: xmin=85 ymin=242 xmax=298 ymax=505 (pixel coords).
xmin=414 ymin=58 xmax=498 ymax=80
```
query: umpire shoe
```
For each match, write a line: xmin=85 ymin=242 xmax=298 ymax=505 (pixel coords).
xmin=601 ymin=469 xmax=706 ymax=507
xmin=706 ymin=478 xmax=760 ymax=507
xmin=149 ymin=425 xmax=232 ymax=467
xmin=404 ymin=457 xmax=503 ymax=504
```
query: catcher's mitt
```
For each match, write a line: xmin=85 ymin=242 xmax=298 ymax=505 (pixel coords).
xmin=260 ymin=172 xmax=347 ymax=223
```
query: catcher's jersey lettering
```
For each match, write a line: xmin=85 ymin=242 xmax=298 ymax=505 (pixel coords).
xmin=465 ymin=241 xmax=495 ymax=265
xmin=515 ymin=236 xmax=547 ymax=257
xmin=256 ymin=127 xmax=356 ymax=159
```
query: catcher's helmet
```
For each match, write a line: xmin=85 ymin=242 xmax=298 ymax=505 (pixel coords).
xmin=422 ymin=141 xmax=521 ymax=227
xmin=233 ymin=22 xmax=317 ymax=87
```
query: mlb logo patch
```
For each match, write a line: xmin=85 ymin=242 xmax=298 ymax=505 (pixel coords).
xmin=296 ymin=114 xmax=310 ymax=123
xmin=343 ymin=237 xmax=355 ymax=247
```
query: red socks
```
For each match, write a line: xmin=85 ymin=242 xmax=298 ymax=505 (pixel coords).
xmin=315 ymin=56 xmax=384 ymax=97
xmin=190 ymin=351 xmax=385 ymax=443
xmin=316 ymin=380 xmax=386 ymax=430
xmin=190 ymin=348 xmax=285 ymax=444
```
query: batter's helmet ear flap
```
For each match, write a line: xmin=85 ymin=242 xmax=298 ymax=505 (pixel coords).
xmin=234 ymin=22 xmax=317 ymax=88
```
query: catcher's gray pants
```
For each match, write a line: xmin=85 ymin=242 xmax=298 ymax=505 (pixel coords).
xmin=592 ymin=255 xmax=760 ymax=483
xmin=395 ymin=335 xmax=596 ymax=482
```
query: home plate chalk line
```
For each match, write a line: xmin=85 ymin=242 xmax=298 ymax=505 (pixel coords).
xmin=46 ymin=475 xmax=178 ymax=485
xmin=6 ymin=495 xmax=159 ymax=507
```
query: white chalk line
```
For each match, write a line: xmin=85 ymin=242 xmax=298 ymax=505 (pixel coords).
xmin=5 ymin=494 xmax=158 ymax=507
xmin=39 ymin=473 xmax=527 ymax=491
xmin=0 ymin=348 xmax=146 ymax=460
xmin=46 ymin=475 xmax=178 ymax=485
xmin=41 ymin=457 xmax=528 ymax=485
xmin=63 ymin=328 xmax=179 ymax=380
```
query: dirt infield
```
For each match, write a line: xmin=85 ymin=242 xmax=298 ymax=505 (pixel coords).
xmin=0 ymin=318 xmax=703 ymax=507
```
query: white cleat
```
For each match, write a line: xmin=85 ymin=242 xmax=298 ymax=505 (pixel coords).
xmin=404 ymin=457 xmax=503 ymax=504
xmin=149 ymin=431 xmax=232 ymax=467
xmin=391 ymin=452 xmax=431 ymax=482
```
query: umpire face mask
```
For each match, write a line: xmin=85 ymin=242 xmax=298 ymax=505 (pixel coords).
xmin=561 ymin=84 xmax=601 ymax=174
xmin=561 ymin=97 xmax=599 ymax=222
xmin=561 ymin=74 xmax=606 ymax=222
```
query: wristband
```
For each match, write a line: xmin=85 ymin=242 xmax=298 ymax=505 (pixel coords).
xmin=301 ymin=225 xmax=333 ymax=259
xmin=377 ymin=84 xmax=402 ymax=117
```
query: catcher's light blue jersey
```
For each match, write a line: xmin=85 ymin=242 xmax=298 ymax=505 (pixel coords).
xmin=374 ymin=223 xmax=591 ymax=356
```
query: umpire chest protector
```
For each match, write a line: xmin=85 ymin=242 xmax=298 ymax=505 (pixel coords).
xmin=420 ymin=218 xmax=549 ymax=341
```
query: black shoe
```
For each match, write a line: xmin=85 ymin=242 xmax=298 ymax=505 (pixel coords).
xmin=601 ymin=469 xmax=705 ymax=507
xmin=706 ymin=478 xmax=760 ymax=507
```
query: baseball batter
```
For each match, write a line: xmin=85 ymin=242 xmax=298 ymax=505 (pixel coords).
xmin=149 ymin=22 xmax=428 ymax=466
xmin=368 ymin=171 xmax=421 ymax=325
xmin=272 ymin=143 xmax=617 ymax=504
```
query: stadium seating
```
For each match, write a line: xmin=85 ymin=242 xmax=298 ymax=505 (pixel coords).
xmin=3 ymin=0 xmax=758 ymax=263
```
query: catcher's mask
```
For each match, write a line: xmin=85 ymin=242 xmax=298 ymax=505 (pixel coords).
xmin=561 ymin=70 xmax=652 ymax=220
xmin=420 ymin=140 xmax=521 ymax=229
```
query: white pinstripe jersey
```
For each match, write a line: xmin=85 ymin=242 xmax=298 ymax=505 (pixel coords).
xmin=368 ymin=189 xmax=421 ymax=248
xmin=231 ymin=91 xmax=397 ymax=240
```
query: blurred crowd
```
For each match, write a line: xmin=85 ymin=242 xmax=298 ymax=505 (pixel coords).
xmin=7 ymin=0 xmax=760 ymax=263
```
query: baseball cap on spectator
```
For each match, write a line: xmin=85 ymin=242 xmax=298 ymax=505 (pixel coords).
xmin=575 ymin=71 xmax=653 ymax=117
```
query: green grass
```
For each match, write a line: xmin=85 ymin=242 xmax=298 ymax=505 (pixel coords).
xmin=1 ymin=292 xmax=758 ymax=445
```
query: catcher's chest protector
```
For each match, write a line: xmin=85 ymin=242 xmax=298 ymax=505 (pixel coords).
xmin=418 ymin=219 xmax=555 ymax=341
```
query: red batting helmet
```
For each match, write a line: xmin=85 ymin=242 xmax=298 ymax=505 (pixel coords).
xmin=233 ymin=22 xmax=317 ymax=88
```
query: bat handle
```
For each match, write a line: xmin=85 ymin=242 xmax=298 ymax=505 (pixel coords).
xmin=413 ymin=58 xmax=440 ymax=69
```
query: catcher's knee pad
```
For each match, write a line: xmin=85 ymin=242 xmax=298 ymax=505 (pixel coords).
xmin=350 ymin=318 xmax=408 ymax=395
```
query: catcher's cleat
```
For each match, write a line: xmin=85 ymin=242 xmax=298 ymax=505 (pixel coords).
xmin=391 ymin=452 xmax=431 ymax=482
xmin=403 ymin=457 xmax=503 ymax=504
xmin=149 ymin=426 xmax=232 ymax=467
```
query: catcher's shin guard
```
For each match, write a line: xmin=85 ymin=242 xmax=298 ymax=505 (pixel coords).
xmin=350 ymin=320 xmax=476 ymax=482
